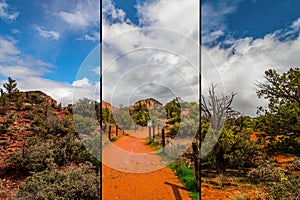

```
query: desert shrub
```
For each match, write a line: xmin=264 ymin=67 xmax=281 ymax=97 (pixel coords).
xmin=232 ymin=192 xmax=251 ymax=200
xmin=23 ymin=104 xmax=33 ymax=111
xmin=225 ymin=138 xmax=260 ymax=169
xmin=268 ymin=136 xmax=300 ymax=156
xmin=0 ymin=123 xmax=8 ymax=134
xmin=73 ymin=114 xmax=96 ymax=135
xmin=201 ymin=151 xmax=216 ymax=169
xmin=24 ymin=111 xmax=34 ymax=120
xmin=16 ymin=163 xmax=100 ymax=200
xmin=56 ymin=116 xmax=76 ymax=136
xmin=248 ymin=160 xmax=300 ymax=200
xmin=9 ymin=137 xmax=56 ymax=174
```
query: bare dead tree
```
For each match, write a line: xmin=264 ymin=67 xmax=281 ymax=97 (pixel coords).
xmin=201 ymin=84 xmax=236 ymax=173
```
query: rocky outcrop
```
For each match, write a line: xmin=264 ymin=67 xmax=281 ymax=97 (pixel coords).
xmin=19 ymin=91 xmax=57 ymax=106
xmin=133 ymin=98 xmax=162 ymax=110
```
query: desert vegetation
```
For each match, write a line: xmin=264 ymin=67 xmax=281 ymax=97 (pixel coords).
xmin=0 ymin=67 xmax=299 ymax=199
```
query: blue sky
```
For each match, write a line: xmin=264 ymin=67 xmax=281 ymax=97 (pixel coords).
xmin=1 ymin=0 xmax=300 ymax=115
xmin=0 ymin=0 xmax=100 ymax=104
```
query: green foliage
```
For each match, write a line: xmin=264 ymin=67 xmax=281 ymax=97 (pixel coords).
xmin=3 ymin=77 xmax=19 ymax=102
xmin=164 ymin=97 xmax=182 ymax=124
xmin=9 ymin=131 xmax=100 ymax=175
xmin=225 ymin=135 xmax=260 ymax=169
xmin=73 ymin=114 xmax=96 ymax=135
xmin=114 ymin=107 xmax=134 ymax=129
xmin=16 ymin=163 xmax=100 ymax=200
xmin=169 ymin=162 xmax=199 ymax=200
xmin=0 ymin=88 xmax=9 ymax=114
xmin=9 ymin=137 xmax=56 ymax=174
xmin=268 ymin=136 xmax=300 ymax=156
xmin=189 ymin=191 xmax=200 ymax=200
xmin=131 ymin=103 xmax=150 ymax=126
xmin=201 ymin=127 xmax=260 ymax=171
xmin=256 ymin=68 xmax=300 ymax=155
xmin=176 ymin=165 xmax=198 ymax=191
xmin=31 ymin=93 xmax=46 ymax=105
xmin=248 ymin=160 xmax=300 ymax=200
xmin=73 ymin=98 xmax=96 ymax=118
xmin=102 ymin=107 xmax=114 ymax=124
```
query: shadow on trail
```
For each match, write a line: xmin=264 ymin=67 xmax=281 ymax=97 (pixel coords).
xmin=165 ymin=182 xmax=189 ymax=200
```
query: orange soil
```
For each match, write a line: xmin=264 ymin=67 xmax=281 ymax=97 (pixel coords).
xmin=201 ymin=185 xmax=258 ymax=200
xmin=102 ymin=129 xmax=192 ymax=200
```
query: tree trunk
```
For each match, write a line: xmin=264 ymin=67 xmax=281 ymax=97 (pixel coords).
xmin=214 ymin=143 xmax=226 ymax=174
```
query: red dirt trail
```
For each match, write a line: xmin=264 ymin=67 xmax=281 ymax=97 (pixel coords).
xmin=102 ymin=129 xmax=192 ymax=200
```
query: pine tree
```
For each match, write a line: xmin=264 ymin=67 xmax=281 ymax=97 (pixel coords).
xmin=3 ymin=77 xmax=19 ymax=102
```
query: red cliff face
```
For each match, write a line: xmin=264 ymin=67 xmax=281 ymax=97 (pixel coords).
xmin=102 ymin=101 xmax=118 ymax=111
xmin=133 ymin=98 xmax=162 ymax=110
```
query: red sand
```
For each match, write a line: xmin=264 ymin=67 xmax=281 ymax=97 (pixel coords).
xmin=102 ymin=129 xmax=192 ymax=200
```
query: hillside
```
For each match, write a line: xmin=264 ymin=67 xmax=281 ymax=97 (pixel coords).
xmin=131 ymin=98 xmax=163 ymax=110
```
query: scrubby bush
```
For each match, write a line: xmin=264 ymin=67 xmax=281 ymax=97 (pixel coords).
xmin=248 ymin=160 xmax=300 ymax=200
xmin=268 ymin=136 xmax=300 ymax=156
xmin=16 ymin=163 xmax=100 ymax=200
xmin=9 ymin=132 xmax=100 ymax=175
xmin=9 ymin=137 xmax=56 ymax=174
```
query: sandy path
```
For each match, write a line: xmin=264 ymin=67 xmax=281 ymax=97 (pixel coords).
xmin=102 ymin=129 xmax=191 ymax=200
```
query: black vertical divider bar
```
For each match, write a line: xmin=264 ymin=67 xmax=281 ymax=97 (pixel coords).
xmin=199 ymin=0 xmax=202 ymax=199
xmin=99 ymin=0 xmax=103 ymax=199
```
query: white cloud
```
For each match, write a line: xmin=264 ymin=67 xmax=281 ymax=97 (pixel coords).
xmin=92 ymin=66 xmax=100 ymax=75
xmin=103 ymin=0 xmax=126 ymax=23
xmin=77 ymin=31 xmax=100 ymax=42
xmin=72 ymin=77 xmax=91 ymax=87
xmin=32 ymin=25 xmax=60 ymax=40
xmin=55 ymin=0 xmax=100 ymax=29
xmin=201 ymin=1 xmax=242 ymax=44
xmin=101 ymin=0 xmax=300 ymax=117
xmin=137 ymin=0 xmax=199 ymax=40
xmin=57 ymin=11 xmax=89 ymax=27
xmin=0 ymin=36 xmax=20 ymax=62
xmin=100 ymin=0 xmax=200 ymax=107
xmin=0 ymin=36 xmax=75 ymax=105
xmin=0 ymin=1 xmax=19 ymax=22
xmin=11 ymin=28 xmax=21 ymax=34
xmin=203 ymin=22 xmax=300 ymax=115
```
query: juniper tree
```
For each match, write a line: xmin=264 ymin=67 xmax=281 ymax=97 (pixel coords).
xmin=3 ymin=77 xmax=19 ymax=102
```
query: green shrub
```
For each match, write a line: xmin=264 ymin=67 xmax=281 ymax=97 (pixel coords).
xmin=9 ymin=137 xmax=56 ymax=174
xmin=248 ymin=160 xmax=300 ymax=200
xmin=16 ymin=163 xmax=100 ymax=200
xmin=268 ymin=136 xmax=300 ymax=156
xmin=169 ymin=162 xmax=199 ymax=200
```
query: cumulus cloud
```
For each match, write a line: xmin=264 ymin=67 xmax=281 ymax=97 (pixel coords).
xmin=100 ymin=0 xmax=300 ymax=117
xmin=137 ymin=0 xmax=199 ymax=40
xmin=0 ymin=36 xmax=75 ymax=105
xmin=32 ymin=25 xmax=60 ymax=40
xmin=201 ymin=0 xmax=242 ymax=44
xmin=0 ymin=1 xmax=19 ymax=22
xmin=203 ymin=20 xmax=300 ymax=115
xmin=101 ymin=0 xmax=200 ymax=107
xmin=55 ymin=0 xmax=100 ymax=29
